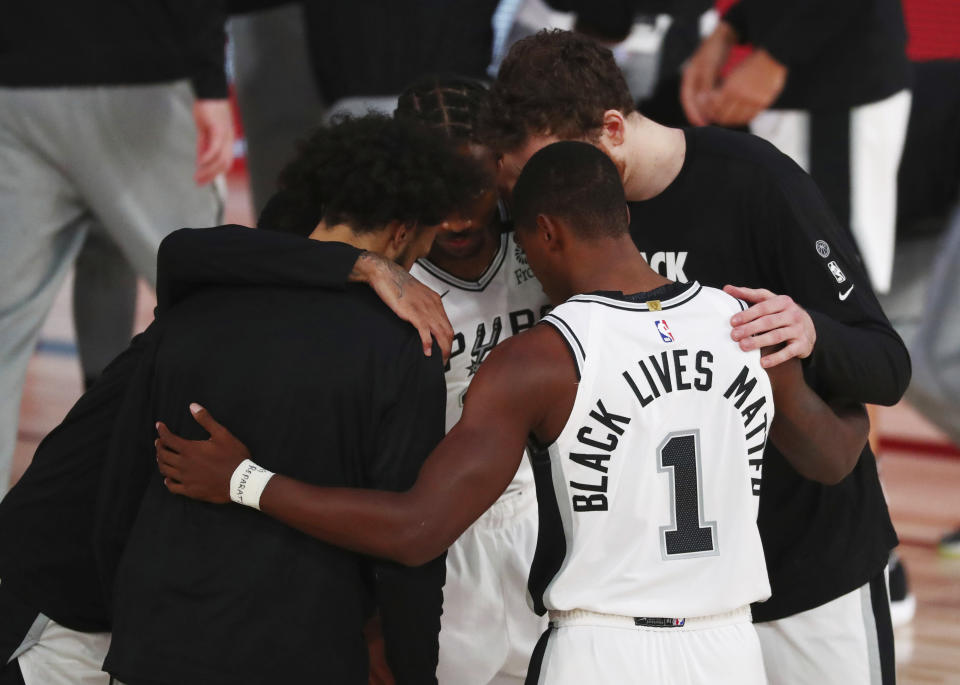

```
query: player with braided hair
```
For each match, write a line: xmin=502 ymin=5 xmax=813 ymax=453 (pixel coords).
xmin=399 ymin=77 xmax=552 ymax=685
xmin=396 ymin=76 xmax=490 ymax=145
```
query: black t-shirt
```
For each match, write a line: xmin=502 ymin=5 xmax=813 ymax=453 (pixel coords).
xmin=0 ymin=2 xmax=228 ymax=98
xmin=629 ymin=126 xmax=908 ymax=621
xmin=304 ymin=0 xmax=499 ymax=103
xmin=103 ymin=279 xmax=447 ymax=685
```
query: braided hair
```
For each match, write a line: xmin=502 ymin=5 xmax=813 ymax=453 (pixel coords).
xmin=395 ymin=76 xmax=489 ymax=146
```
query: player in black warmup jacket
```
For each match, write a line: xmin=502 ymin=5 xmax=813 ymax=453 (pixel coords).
xmin=0 ymin=115 xmax=473 ymax=685
xmin=484 ymin=31 xmax=906 ymax=684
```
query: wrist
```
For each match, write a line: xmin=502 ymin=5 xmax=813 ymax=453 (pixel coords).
xmin=717 ymin=20 xmax=739 ymax=46
xmin=230 ymin=459 xmax=275 ymax=510
xmin=349 ymin=251 xmax=374 ymax=283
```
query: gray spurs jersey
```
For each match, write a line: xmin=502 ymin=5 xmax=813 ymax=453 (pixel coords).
xmin=411 ymin=231 xmax=551 ymax=495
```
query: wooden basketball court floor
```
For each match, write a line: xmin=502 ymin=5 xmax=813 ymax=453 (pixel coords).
xmin=10 ymin=178 xmax=960 ymax=683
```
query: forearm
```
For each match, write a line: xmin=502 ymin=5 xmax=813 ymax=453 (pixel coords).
xmin=808 ymin=310 xmax=911 ymax=405
xmin=258 ymin=476 xmax=448 ymax=566
xmin=156 ymin=227 xmax=361 ymax=311
xmin=770 ymin=383 xmax=869 ymax=484
xmin=188 ymin=1 xmax=228 ymax=99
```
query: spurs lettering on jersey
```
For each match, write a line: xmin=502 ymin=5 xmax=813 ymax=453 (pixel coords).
xmin=531 ymin=283 xmax=772 ymax=619
xmin=411 ymin=232 xmax=551 ymax=495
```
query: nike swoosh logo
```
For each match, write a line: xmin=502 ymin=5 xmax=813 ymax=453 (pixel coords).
xmin=839 ymin=285 xmax=854 ymax=301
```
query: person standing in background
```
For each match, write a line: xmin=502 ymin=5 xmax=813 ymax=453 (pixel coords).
xmin=0 ymin=2 xmax=234 ymax=497
xmin=227 ymin=0 xmax=501 ymax=217
xmin=681 ymin=0 xmax=915 ymax=637
xmin=682 ymin=0 xmax=911 ymax=296
xmin=227 ymin=0 xmax=325 ymax=215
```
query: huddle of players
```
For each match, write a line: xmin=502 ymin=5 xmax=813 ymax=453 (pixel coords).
xmin=0 ymin=30 xmax=907 ymax=685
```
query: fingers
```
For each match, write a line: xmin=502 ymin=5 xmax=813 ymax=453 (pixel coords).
xmin=430 ymin=300 xmax=454 ymax=362
xmin=164 ymin=478 xmax=187 ymax=496
xmin=760 ymin=341 xmax=805 ymax=368
xmin=707 ymin=87 xmax=758 ymax=127
xmin=156 ymin=421 xmax=190 ymax=453
xmin=736 ymin=325 xmax=792 ymax=351
xmin=195 ymin=130 xmax=233 ymax=185
xmin=731 ymin=312 xmax=791 ymax=342
xmin=155 ymin=441 xmax=182 ymax=466
xmin=188 ymin=403 xmax=227 ymax=439
xmin=730 ymin=292 xmax=788 ymax=326
xmin=157 ymin=454 xmax=183 ymax=483
xmin=724 ymin=284 xmax=776 ymax=304
xmin=193 ymin=102 xmax=235 ymax=185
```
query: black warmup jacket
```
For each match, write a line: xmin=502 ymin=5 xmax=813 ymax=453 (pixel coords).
xmin=629 ymin=126 xmax=909 ymax=621
xmin=0 ymin=1 xmax=228 ymax=98
xmin=0 ymin=229 xmax=446 ymax=684
xmin=104 ymin=230 xmax=447 ymax=685
xmin=724 ymin=0 xmax=911 ymax=110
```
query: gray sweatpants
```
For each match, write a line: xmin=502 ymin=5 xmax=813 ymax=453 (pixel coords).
xmin=0 ymin=82 xmax=222 ymax=496
xmin=878 ymin=207 xmax=960 ymax=444
xmin=230 ymin=3 xmax=325 ymax=215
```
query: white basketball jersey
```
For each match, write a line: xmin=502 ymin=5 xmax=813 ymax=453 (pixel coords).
xmin=411 ymin=232 xmax=551 ymax=495
xmin=530 ymin=282 xmax=772 ymax=618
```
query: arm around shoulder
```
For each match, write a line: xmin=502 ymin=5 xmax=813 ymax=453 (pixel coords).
xmin=766 ymin=356 xmax=870 ymax=485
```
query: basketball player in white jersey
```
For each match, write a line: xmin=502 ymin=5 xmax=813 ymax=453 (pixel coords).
xmin=396 ymin=77 xmax=550 ymax=684
xmin=156 ymin=141 xmax=870 ymax=683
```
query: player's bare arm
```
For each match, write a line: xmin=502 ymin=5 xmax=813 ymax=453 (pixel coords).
xmin=765 ymin=355 xmax=869 ymax=485
xmin=156 ymin=324 xmax=577 ymax=566
xmin=351 ymin=250 xmax=454 ymax=360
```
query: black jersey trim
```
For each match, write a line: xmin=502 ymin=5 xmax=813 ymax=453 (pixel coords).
xmin=524 ymin=627 xmax=553 ymax=685
xmin=869 ymin=572 xmax=895 ymax=685
xmin=413 ymin=233 xmax=509 ymax=292
xmin=527 ymin=443 xmax=567 ymax=617
xmin=566 ymin=281 xmax=702 ymax=312
xmin=540 ymin=316 xmax=584 ymax=380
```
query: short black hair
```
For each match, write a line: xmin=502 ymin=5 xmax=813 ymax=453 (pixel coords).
xmin=259 ymin=113 xmax=486 ymax=236
xmin=512 ymin=141 xmax=628 ymax=240
xmin=484 ymin=30 xmax=635 ymax=154
xmin=395 ymin=75 xmax=489 ymax=146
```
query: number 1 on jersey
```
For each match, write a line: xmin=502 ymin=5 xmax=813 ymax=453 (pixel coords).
xmin=657 ymin=431 xmax=718 ymax=559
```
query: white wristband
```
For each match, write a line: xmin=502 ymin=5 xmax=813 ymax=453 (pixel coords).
xmin=230 ymin=459 xmax=275 ymax=510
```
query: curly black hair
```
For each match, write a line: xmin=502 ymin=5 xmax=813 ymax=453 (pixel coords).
xmin=395 ymin=75 xmax=490 ymax=146
xmin=258 ymin=113 xmax=487 ymax=236
xmin=483 ymin=29 xmax=635 ymax=154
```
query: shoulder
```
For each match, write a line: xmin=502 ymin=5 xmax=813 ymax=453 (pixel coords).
xmin=475 ymin=323 xmax=571 ymax=389
xmin=688 ymin=126 xmax=810 ymax=191
xmin=697 ymin=285 xmax=749 ymax=317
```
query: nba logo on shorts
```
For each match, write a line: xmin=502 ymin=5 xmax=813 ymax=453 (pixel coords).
xmin=655 ymin=320 xmax=675 ymax=343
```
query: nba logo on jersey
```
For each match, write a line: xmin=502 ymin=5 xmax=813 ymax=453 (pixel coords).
xmin=655 ymin=320 xmax=674 ymax=343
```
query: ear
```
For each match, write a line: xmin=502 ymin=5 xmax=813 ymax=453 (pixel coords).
xmin=537 ymin=214 xmax=566 ymax=253
xmin=599 ymin=110 xmax=627 ymax=148
xmin=386 ymin=219 xmax=413 ymax=249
